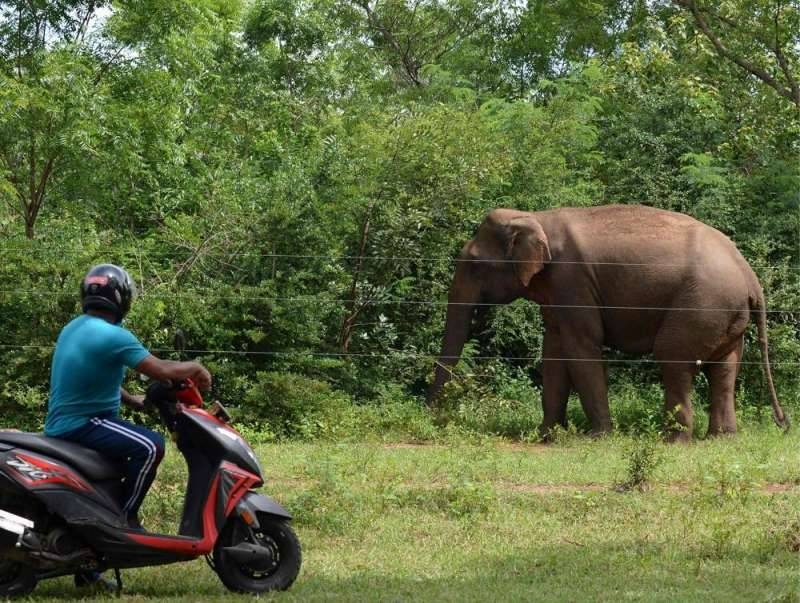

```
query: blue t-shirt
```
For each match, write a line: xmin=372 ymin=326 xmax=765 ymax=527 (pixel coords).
xmin=44 ymin=315 xmax=150 ymax=436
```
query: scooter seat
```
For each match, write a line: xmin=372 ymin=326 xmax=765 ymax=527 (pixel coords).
xmin=0 ymin=432 xmax=122 ymax=481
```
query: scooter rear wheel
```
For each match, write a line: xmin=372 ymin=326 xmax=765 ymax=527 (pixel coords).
xmin=0 ymin=560 xmax=36 ymax=599
xmin=213 ymin=515 xmax=301 ymax=593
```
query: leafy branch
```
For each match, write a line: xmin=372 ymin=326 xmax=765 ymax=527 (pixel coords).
xmin=674 ymin=0 xmax=800 ymax=108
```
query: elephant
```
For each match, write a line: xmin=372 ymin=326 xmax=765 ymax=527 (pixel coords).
xmin=427 ymin=205 xmax=788 ymax=442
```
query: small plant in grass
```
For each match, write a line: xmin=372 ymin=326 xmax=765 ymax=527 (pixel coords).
xmin=348 ymin=384 xmax=439 ymax=441
xmin=705 ymin=463 xmax=755 ymax=502
xmin=444 ymin=478 xmax=496 ymax=518
xmin=616 ymin=434 xmax=663 ymax=492
xmin=288 ymin=457 xmax=375 ymax=536
xmin=784 ymin=519 xmax=800 ymax=553
xmin=234 ymin=421 xmax=277 ymax=444
xmin=243 ymin=371 xmax=354 ymax=439
xmin=139 ymin=450 xmax=187 ymax=532
xmin=545 ymin=422 xmax=581 ymax=446
xmin=689 ymin=462 xmax=759 ymax=559
xmin=388 ymin=478 xmax=496 ymax=519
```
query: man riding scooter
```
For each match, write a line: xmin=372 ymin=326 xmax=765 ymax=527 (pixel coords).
xmin=44 ymin=264 xmax=211 ymax=588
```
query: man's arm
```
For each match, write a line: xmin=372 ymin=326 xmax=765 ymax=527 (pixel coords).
xmin=134 ymin=355 xmax=213 ymax=391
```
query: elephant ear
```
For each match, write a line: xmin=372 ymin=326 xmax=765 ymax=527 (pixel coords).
xmin=507 ymin=216 xmax=551 ymax=287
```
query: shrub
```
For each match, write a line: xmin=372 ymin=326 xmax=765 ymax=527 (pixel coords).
xmin=616 ymin=434 xmax=663 ymax=492
xmin=244 ymin=371 xmax=354 ymax=439
xmin=434 ymin=366 xmax=543 ymax=439
xmin=346 ymin=384 xmax=439 ymax=441
xmin=608 ymin=383 xmax=666 ymax=436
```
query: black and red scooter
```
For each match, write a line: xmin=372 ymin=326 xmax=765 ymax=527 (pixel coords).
xmin=0 ymin=379 xmax=301 ymax=597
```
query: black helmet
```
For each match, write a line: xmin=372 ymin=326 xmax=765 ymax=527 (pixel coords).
xmin=80 ymin=264 xmax=136 ymax=323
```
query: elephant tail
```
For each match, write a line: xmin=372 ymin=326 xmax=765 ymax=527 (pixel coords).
xmin=750 ymin=291 xmax=789 ymax=430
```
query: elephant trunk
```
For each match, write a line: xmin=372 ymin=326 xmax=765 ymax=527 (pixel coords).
xmin=751 ymin=291 xmax=789 ymax=429
xmin=426 ymin=273 xmax=480 ymax=407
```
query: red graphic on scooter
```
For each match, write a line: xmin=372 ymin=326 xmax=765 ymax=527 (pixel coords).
xmin=6 ymin=453 xmax=91 ymax=492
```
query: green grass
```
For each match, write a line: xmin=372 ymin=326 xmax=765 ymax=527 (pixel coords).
xmin=28 ymin=426 xmax=800 ymax=602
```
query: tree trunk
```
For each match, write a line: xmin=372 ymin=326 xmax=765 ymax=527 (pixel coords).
xmin=339 ymin=203 xmax=374 ymax=353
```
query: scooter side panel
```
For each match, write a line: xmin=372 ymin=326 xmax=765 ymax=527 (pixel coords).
xmin=0 ymin=449 xmax=123 ymax=527
xmin=0 ymin=450 xmax=199 ymax=569
xmin=220 ymin=462 xmax=261 ymax=517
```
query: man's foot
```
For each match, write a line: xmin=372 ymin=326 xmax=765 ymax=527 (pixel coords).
xmin=74 ymin=570 xmax=116 ymax=593
xmin=126 ymin=514 xmax=145 ymax=532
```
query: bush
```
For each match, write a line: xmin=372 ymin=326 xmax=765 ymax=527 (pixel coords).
xmin=345 ymin=384 xmax=439 ymax=441
xmin=616 ymin=434 xmax=663 ymax=492
xmin=434 ymin=366 xmax=543 ymax=439
xmin=244 ymin=371 xmax=354 ymax=439
xmin=608 ymin=382 xmax=666 ymax=435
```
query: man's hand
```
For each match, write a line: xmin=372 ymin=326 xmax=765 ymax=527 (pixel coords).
xmin=121 ymin=389 xmax=146 ymax=410
xmin=192 ymin=365 xmax=212 ymax=392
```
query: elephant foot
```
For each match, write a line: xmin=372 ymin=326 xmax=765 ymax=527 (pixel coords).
xmin=537 ymin=422 xmax=569 ymax=443
xmin=589 ymin=427 xmax=612 ymax=439
xmin=705 ymin=426 xmax=737 ymax=439
xmin=665 ymin=429 xmax=692 ymax=444
xmin=589 ymin=419 xmax=613 ymax=438
xmin=537 ymin=427 xmax=557 ymax=443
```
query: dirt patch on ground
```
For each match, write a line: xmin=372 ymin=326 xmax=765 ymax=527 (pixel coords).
xmin=381 ymin=443 xmax=446 ymax=450
xmin=760 ymin=483 xmax=798 ymax=494
xmin=497 ymin=442 xmax=552 ymax=453
xmin=500 ymin=482 xmax=607 ymax=494
xmin=380 ymin=442 xmax=552 ymax=453
xmin=496 ymin=481 xmax=800 ymax=494
xmin=269 ymin=476 xmax=799 ymax=495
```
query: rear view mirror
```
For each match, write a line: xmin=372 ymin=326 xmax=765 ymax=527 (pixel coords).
xmin=174 ymin=329 xmax=186 ymax=359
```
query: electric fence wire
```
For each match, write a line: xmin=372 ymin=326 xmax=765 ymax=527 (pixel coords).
xmin=0 ymin=343 xmax=797 ymax=366
xmin=2 ymin=289 xmax=800 ymax=314
xmin=1 ymin=245 xmax=799 ymax=270
xmin=2 ymin=251 xmax=798 ymax=366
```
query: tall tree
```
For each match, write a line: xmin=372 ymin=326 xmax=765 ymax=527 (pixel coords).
xmin=0 ymin=0 xmax=120 ymax=238
xmin=673 ymin=0 xmax=800 ymax=109
xmin=345 ymin=0 xmax=503 ymax=88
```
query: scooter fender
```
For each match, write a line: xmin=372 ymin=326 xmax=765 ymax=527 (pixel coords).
xmin=236 ymin=491 xmax=292 ymax=525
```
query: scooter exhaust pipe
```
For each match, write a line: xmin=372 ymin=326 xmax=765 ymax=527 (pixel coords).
xmin=0 ymin=509 xmax=34 ymax=537
xmin=222 ymin=543 xmax=274 ymax=572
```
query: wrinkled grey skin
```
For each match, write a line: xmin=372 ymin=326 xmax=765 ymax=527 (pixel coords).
xmin=428 ymin=205 xmax=787 ymax=442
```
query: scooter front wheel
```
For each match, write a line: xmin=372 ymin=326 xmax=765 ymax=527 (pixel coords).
xmin=213 ymin=515 xmax=301 ymax=593
xmin=0 ymin=560 xmax=36 ymax=599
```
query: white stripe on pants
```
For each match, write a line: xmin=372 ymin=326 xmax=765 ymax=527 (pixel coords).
xmin=90 ymin=418 xmax=157 ymax=514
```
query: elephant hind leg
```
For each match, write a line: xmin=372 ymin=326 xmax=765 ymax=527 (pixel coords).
xmin=659 ymin=363 xmax=699 ymax=443
xmin=703 ymin=340 xmax=743 ymax=437
xmin=654 ymin=310 xmax=718 ymax=442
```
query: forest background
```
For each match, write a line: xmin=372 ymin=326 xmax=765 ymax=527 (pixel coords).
xmin=1 ymin=0 xmax=799 ymax=439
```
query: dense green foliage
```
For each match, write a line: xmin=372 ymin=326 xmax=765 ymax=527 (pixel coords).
xmin=1 ymin=0 xmax=799 ymax=434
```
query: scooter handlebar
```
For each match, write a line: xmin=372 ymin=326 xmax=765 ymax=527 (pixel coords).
xmin=143 ymin=379 xmax=206 ymax=431
xmin=174 ymin=379 xmax=204 ymax=407
xmin=143 ymin=381 xmax=178 ymax=430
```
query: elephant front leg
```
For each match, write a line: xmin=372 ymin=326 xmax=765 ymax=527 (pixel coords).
xmin=563 ymin=342 xmax=612 ymax=436
xmin=538 ymin=332 xmax=572 ymax=439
